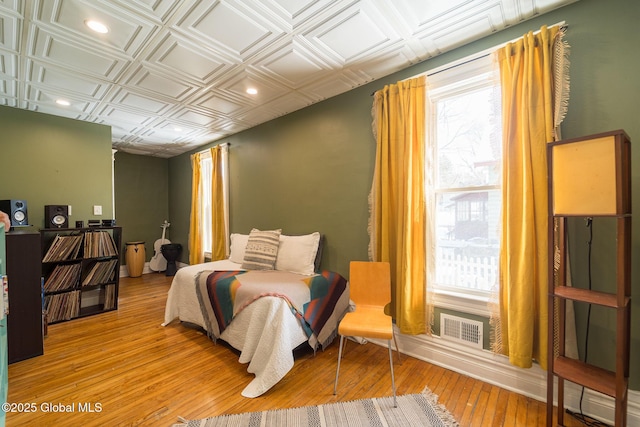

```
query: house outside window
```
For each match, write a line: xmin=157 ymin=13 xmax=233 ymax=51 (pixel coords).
xmin=427 ymin=54 xmax=501 ymax=305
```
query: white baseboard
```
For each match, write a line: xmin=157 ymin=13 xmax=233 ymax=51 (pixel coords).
xmin=119 ymin=262 xmax=151 ymax=277
xmin=377 ymin=332 xmax=639 ymax=425
xmin=119 ymin=261 xmax=188 ymax=277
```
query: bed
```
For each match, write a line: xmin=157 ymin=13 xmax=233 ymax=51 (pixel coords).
xmin=162 ymin=230 xmax=350 ymax=397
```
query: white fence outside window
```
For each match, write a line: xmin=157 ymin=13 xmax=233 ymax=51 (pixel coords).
xmin=436 ymin=249 xmax=498 ymax=291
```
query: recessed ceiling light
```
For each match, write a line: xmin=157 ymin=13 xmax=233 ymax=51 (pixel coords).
xmin=246 ymin=88 xmax=258 ymax=95
xmin=85 ymin=19 xmax=109 ymax=34
xmin=56 ymin=99 xmax=71 ymax=106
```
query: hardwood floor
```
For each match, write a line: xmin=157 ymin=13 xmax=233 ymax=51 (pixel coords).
xmin=7 ymin=273 xmax=583 ymax=426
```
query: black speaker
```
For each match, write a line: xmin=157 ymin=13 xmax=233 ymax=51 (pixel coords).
xmin=0 ymin=199 xmax=28 ymax=227
xmin=45 ymin=205 xmax=69 ymax=229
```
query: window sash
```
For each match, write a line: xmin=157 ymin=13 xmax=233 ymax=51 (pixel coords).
xmin=426 ymin=54 xmax=501 ymax=302
xmin=197 ymin=145 xmax=229 ymax=259
xmin=200 ymin=155 xmax=213 ymax=255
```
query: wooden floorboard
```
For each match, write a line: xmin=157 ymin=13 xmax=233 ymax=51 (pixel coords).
xmin=6 ymin=273 xmax=584 ymax=426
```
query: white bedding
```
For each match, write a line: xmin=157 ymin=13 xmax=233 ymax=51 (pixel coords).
xmin=162 ymin=260 xmax=310 ymax=397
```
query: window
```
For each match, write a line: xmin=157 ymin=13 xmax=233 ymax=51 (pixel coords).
xmin=199 ymin=153 xmax=213 ymax=254
xmin=427 ymin=55 xmax=501 ymax=299
xmin=197 ymin=145 xmax=229 ymax=258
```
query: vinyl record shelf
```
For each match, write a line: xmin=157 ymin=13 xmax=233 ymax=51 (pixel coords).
xmin=41 ymin=226 xmax=122 ymax=324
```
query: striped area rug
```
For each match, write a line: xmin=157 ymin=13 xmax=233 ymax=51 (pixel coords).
xmin=175 ymin=391 xmax=459 ymax=427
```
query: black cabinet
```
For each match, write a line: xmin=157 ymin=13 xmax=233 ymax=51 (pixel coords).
xmin=6 ymin=230 xmax=43 ymax=364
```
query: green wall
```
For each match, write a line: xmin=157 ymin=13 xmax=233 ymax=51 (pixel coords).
xmin=114 ymin=152 xmax=169 ymax=264
xmin=0 ymin=106 xmax=113 ymax=229
xmin=540 ymin=0 xmax=640 ymax=390
xmin=544 ymin=0 xmax=640 ymax=389
xmin=168 ymin=85 xmax=376 ymax=276
xmin=0 ymin=106 xmax=171 ymax=266
xmin=167 ymin=152 xmax=192 ymax=264
xmin=167 ymin=0 xmax=640 ymax=389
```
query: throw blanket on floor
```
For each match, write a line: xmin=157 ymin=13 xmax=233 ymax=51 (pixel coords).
xmin=199 ymin=269 xmax=348 ymax=350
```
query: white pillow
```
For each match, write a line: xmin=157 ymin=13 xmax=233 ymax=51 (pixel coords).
xmin=229 ymin=233 xmax=249 ymax=263
xmin=275 ymin=232 xmax=321 ymax=275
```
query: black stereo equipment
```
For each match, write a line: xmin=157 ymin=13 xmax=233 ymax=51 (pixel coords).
xmin=45 ymin=205 xmax=69 ymax=229
xmin=0 ymin=199 xmax=29 ymax=227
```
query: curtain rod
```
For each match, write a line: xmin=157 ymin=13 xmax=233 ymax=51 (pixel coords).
xmin=371 ymin=21 xmax=566 ymax=96
xmin=196 ymin=141 xmax=230 ymax=155
xmin=426 ymin=53 xmax=491 ymax=78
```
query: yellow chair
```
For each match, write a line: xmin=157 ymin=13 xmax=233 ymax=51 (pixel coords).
xmin=333 ymin=261 xmax=397 ymax=407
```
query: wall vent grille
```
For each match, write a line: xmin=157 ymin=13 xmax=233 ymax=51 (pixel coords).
xmin=440 ymin=313 xmax=483 ymax=349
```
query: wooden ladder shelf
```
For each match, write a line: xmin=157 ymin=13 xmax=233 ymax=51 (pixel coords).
xmin=546 ymin=130 xmax=631 ymax=426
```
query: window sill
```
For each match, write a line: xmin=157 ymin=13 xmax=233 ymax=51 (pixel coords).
xmin=431 ymin=288 xmax=492 ymax=317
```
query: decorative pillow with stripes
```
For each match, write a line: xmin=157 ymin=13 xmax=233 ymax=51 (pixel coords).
xmin=241 ymin=228 xmax=282 ymax=270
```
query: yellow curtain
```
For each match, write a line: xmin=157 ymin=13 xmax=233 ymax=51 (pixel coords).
xmin=495 ymin=25 xmax=559 ymax=370
xmin=369 ymin=76 xmax=428 ymax=335
xmin=188 ymin=152 xmax=204 ymax=265
xmin=209 ymin=146 xmax=227 ymax=261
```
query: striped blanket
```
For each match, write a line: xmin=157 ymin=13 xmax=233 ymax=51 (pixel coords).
xmin=197 ymin=269 xmax=349 ymax=350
